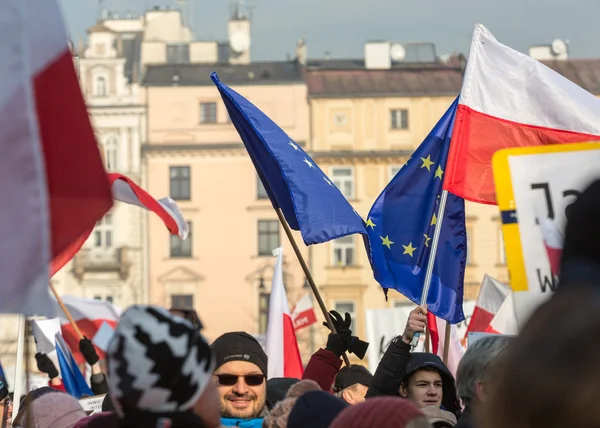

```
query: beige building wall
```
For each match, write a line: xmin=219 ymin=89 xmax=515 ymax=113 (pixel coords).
xmin=144 ymin=81 xmax=311 ymax=343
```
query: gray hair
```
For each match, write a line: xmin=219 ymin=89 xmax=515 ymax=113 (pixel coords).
xmin=457 ymin=336 xmax=512 ymax=406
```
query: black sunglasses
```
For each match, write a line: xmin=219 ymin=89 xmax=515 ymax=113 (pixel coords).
xmin=216 ymin=374 xmax=265 ymax=386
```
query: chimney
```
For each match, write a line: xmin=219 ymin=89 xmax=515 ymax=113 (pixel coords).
xmin=295 ymin=38 xmax=307 ymax=65
xmin=365 ymin=41 xmax=391 ymax=69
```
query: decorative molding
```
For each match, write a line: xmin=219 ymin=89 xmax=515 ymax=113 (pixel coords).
xmin=157 ymin=266 xmax=204 ymax=283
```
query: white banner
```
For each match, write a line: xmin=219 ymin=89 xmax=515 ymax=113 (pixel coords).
xmin=509 ymin=147 xmax=600 ymax=324
xmin=79 ymin=394 xmax=106 ymax=414
xmin=30 ymin=318 xmax=61 ymax=354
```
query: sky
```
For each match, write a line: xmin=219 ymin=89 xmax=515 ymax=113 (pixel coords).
xmin=60 ymin=0 xmax=599 ymax=61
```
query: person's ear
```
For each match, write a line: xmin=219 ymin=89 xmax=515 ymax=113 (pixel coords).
xmin=342 ymin=388 xmax=354 ymax=404
xmin=399 ymin=383 xmax=408 ymax=398
xmin=475 ymin=380 xmax=487 ymax=403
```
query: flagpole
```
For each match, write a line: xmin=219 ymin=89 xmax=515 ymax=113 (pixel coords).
xmin=49 ymin=283 xmax=84 ymax=340
xmin=442 ymin=322 xmax=451 ymax=365
xmin=275 ymin=208 xmax=351 ymax=366
xmin=411 ymin=190 xmax=449 ymax=349
xmin=11 ymin=315 xmax=25 ymax=421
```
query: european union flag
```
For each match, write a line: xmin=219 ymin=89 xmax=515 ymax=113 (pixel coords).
xmin=212 ymin=73 xmax=366 ymax=245
xmin=366 ymin=98 xmax=466 ymax=323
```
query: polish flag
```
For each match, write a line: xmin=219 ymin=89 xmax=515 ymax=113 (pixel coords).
xmin=443 ymin=24 xmax=600 ymax=205
xmin=426 ymin=312 xmax=464 ymax=377
xmin=540 ymin=217 xmax=564 ymax=277
xmin=466 ymin=275 xmax=511 ymax=335
xmin=51 ymin=173 xmax=189 ymax=276
xmin=485 ymin=292 xmax=518 ymax=335
xmin=57 ymin=295 xmax=121 ymax=364
xmin=265 ymin=248 xmax=303 ymax=379
xmin=0 ymin=0 xmax=113 ymax=316
xmin=291 ymin=294 xmax=317 ymax=331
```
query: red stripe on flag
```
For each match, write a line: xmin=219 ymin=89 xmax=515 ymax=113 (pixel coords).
xmin=36 ymin=50 xmax=113 ymax=260
xmin=283 ymin=313 xmax=303 ymax=379
xmin=61 ymin=318 xmax=117 ymax=365
xmin=466 ymin=306 xmax=495 ymax=334
xmin=444 ymin=105 xmax=600 ymax=204
xmin=427 ymin=311 xmax=439 ymax=355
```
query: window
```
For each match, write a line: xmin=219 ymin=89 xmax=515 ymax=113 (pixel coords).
xmin=498 ymin=228 xmax=506 ymax=265
xmin=171 ymin=294 xmax=194 ymax=309
xmin=331 ymin=167 xmax=355 ymax=199
xmin=106 ymin=295 xmax=114 ymax=303
xmin=199 ymin=102 xmax=217 ymax=124
xmin=332 ymin=235 xmax=355 ymax=267
xmin=166 ymin=44 xmax=190 ymax=64
xmin=389 ymin=165 xmax=403 ymax=181
xmin=94 ymin=214 xmax=113 ymax=248
xmin=334 ymin=301 xmax=356 ymax=332
xmin=170 ymin=221 xmax=192 ymax=257
xmin=94 ymin=295 xmax=114 ymax=303
xmin=170 ymin=166 xmax=191 ymax=200
xmin=257 ymin=176 xmax=268 ymax=199
xmin=390 ymin=109 xmax=409 ymax=130
xmin=258 ymin=220 xmax=280 ymax=256
xmin=94 ymin=76 xmax=107 ymax=97
xmin=103 ymin=136 xmax=118 ymax=171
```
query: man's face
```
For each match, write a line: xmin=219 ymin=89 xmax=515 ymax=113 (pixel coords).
xmin=400 ymin=369 xmax=443 ymax=409
xmin=342 ymin=384 xmax=369 ymax=405
xmin=214 ymin=361 xmax=266 ymax=419
xmin=1 ymin=399 xmax=12 ymax=427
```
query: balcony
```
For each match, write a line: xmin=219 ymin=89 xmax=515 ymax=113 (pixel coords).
xmin=73 ymin=246 xmax=131 ymax=281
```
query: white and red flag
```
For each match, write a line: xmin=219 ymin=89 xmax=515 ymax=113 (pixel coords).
xmin=485 ymin=292 xmax=518 ymax=335
xmin=291 ymin=293 xmax=317 ymax=331
xmin=265 ymin=247 xmax=303 ymax=379
xmin=51 ymin=173 xmax=189 ymax=275
xmin=465 ymin=275 xmax=511 ymax=335
xmin=427 ymin=312 xmax=464 ymax=377
xmin=539 ymin=217 xmax=564 ymax=277
xmin=443 ymin=24 xmax=600 ymax=205
xmin=0 ymin=0 xmax=113 ymax=316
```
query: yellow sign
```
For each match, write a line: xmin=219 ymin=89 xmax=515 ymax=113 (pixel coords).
xmin=492 ymin=142 xmax=600 ymax=323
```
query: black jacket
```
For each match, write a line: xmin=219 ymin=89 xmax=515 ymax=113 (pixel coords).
xmin=454 ymin=407 xmax=475 ymax=428
xmin=366 ymin=337 xmax=461 ymax=418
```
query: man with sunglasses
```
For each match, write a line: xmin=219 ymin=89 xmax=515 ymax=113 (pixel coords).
xmin=211 ymin=332 xmax=268 ymax=428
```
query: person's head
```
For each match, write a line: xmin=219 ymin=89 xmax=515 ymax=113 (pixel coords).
xmin=287 ymin=390 xmax=348 ymax=428
xmin=330 ymin=397 xmax=430 ymax=428
xmin=456 ymin=335 xmax=512 ymax=409
xmin=106 ymin=305 xmax=219 ymax=428
xmin=486 ymin=288 xmax=600 ymax=428
xmin=20 ymin=391 xmax=87 ymax=428
xmin=333 ymin=365 xmax=372 ymax=405
xmin=262 ymin=380 xmax=321 ymax=428
xmin=399 ymin=353 xmax=460 ymax=416
xmin=210 ymin=331 xmax=268 ymax=419
xmin=12 ymin=387 xmax=60 ymax=427
xmin=266 ymin=378 xmax=300 ymax=409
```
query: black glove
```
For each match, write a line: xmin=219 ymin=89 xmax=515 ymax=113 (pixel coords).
xmin=35 ymin=353 xmax=59 ymax=379
xmin=323 ymin=311 xmax=369 ymax=360
xmin=79 ymin=337 xmax=99 ymax=366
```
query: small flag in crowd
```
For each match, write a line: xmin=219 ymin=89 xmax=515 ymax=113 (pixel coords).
xmin=444 ymin=24 xmax=600 ymax=204
xmin=539 ymin=217 xmax=563 ymax=277
xmin=211 ymin=73 xmax=366 ymax=245
xmin=51 ymin=173 xmax=189 ymax=276
xmin=485 ymin=292 xmax=518 ymax=335
xmin=427 ymin=312 xmax=464 ymax=377
xmin=56 ymin=296 xmax=120 ymax=365
xmin=366 ymin=99 xmax=467 ymax=323
xmin=0 ymin=0 xmax=113 ymax=316
xmin=55 ymin=334 xmax=93 ymax=399
xmin=265 ymin=248 xmax=304 ymax=379
xmin=465 ymin=275 xmax=511 ymax=335
xmin=291 ymin=294 xmax=317 ymax=330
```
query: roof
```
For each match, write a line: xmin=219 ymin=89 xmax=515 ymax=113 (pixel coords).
xmin=87 ymin=23 xmax=113 ymax=34
xmin=306 ymin=65 xmax=464 ymax=98
xmin=143 ymin=61 xmax=304 ymax=86
xmin=542 ymin=59 xmax=600 ymax=95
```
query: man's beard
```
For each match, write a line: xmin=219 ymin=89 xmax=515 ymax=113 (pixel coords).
xmin=220 ymin=393 xmax=265 ymax=419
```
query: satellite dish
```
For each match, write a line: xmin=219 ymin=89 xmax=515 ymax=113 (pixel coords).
xmin=390 ymin=44 xmax=406 ymax=62
xmin=230 ymin=32 xmax=250 ymax=54
xmin=551 ymin=39 xmax=567 ymax=56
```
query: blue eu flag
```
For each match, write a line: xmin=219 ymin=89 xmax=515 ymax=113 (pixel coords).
xmin=212 ymin=73 xmax=366 ymax=245
xmin=366 ymin=98 xmax=467 ymax=323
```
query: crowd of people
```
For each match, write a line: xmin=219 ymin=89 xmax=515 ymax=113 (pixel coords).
xmin=2 ymin=181 xmax=600 ymax=428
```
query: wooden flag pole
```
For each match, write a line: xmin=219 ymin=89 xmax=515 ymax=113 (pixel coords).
xmin=425 ymin=326 xmax=430 ymax=353
xmin=275 ymin=209 xmax=351 ymax=367
xmin=442 ymin=322 xmax=451 ymax=365
xmin=49 ymin=283 xmax=84 ymax=339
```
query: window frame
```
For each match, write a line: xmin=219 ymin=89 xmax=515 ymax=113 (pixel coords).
xmin=171 ymin=294 xmax=194 ymax=310
xmin=390 ymin=108 xmax=409 ymax=130
xmin=330 ymin=166 xmax=356 ymax=199
xmin=331 ymin=235 xmax=355 ymax=267
xmin=257 ymin=175 xmax=268 ymax=200
xmin=258 ymin=220 xmax=280 ymax=256
xmin=169 ymin=166 xmax=191 ymax=201
xmin=199 ymin=102 xmax=218 ymax=124
xmin=170 ymin=221 xmax=193 ymax=258
xmin=333 ymin=300 xmax=357 ymax=332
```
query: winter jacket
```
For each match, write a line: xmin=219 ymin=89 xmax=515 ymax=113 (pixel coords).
xmin=366 ymin=336 xmax=461 ymax=418
xmin=220 ymin=417 xmax=264 ymax=427
xmin=302 ymin=348 xmax=343 ymax=392
xmin=454 ymin=407 xmax=475 ymax=428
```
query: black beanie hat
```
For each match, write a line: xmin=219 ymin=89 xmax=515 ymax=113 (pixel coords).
xmin=287 ymin=390 xmax=348 ymax=428
xmin=333 ymin=365 xmax=373 ymax=392
xmin=211 ymin=332 xmax=268 ymax=376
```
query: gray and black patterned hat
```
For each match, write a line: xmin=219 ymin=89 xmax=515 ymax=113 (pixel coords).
xmin=106 ymin=305 xmax=214 ymax=416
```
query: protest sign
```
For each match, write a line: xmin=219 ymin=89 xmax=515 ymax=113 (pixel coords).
xmin=493 ymin=142 xmax=600 ymax=326
xmin=79 ymin=394 xmax=106 ymax=415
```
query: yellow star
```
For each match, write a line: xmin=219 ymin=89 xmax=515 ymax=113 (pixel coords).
xmin=420 ymin=155 xmax=434 ymax=171
xmin=402 ymin=242 xmax=417 ymax=257
xmin=431 ymin=213 xmax=437 ymax=226
xmin=424 ymin=234 xmax=432 ymax=247
xmin=381 ymin=235 xmax=394 ymax=249
xmin=436 ymin=195 xmax=440 ymax=204
xmin=434 ymin=165 xmax=444 ymax=180
xmin=366 ymin=218 xmax=376 ymax=229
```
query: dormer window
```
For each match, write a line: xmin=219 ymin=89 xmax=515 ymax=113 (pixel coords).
xmin=94 ymin=76 xmax=107 ymax=97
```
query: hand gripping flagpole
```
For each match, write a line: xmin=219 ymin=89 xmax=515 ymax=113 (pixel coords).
xmin=275 ymin=209 xmax=352 ymax=367
xmin=411 ymin=190 xmax=449 ymax=349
